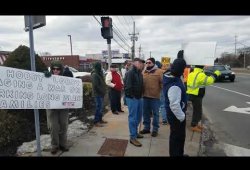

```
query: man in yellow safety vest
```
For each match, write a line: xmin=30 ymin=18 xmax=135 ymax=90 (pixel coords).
xmin=186 ymin=65 xmax=221 ymax=132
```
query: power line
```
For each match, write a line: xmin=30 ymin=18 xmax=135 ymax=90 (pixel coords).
xmin=116 ymin=16 xmax=130 ymax=37
xmin=123 ymin=16 xmax=132 ymax=33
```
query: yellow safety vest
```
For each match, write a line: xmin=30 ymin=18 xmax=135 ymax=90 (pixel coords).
xmin=186 ymin=68 xmax=215 ymax=96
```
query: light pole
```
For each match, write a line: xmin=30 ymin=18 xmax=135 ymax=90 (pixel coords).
xmin=68 ymin=35 xmax=73 ymax=55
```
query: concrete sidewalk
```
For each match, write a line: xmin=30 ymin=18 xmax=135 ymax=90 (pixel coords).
xmin=58 ymin=103 xmax=201 ymax=157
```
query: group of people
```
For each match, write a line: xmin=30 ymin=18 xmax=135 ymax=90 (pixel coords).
xmin=45 ymin=49 xmax=221 ymax=156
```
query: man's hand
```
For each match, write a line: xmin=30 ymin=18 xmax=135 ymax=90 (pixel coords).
xmin=44 ymin=71 xmax=52 ymax=78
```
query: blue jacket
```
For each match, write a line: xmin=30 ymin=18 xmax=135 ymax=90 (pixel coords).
xmin=163 ymin=71 xmax=187 ymax=125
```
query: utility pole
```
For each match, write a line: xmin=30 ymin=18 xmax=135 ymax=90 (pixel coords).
xmin=68 ymin=35 xmax=73 ymax=55
xmin=129 ymin=21 xmax=139 ymax=60
xmin=235 ymin=35 xmax=237 ymax=57
xmin=139 ymin=44 xmax=141 ymax=58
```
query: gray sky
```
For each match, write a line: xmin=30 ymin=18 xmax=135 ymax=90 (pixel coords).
xmin=1 ymin=15 xmax=250 ymax=62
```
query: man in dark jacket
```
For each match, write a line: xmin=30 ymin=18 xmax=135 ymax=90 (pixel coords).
xmin=63 ymin=65 xmax=74 ymax=77
xmin=124 ymin=58 xmax=144 ymax=147
xmin=163 ymin=51 xmax=187 ymax=156
xmin=91 ymin=62 xmax=107 ymax=127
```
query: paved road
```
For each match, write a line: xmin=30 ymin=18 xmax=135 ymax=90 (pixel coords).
xmin=203 ymin=72 xmax=250 ymax=151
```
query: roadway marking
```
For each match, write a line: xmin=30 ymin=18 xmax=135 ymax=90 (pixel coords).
xmin=211 ymin=85 xmax=250 ymax=98
xmin=222 ymin=143 xmax=250 ymax=156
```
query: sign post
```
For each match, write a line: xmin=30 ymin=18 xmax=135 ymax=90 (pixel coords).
xmin=25 ymin=15 xmax=46 ymax=156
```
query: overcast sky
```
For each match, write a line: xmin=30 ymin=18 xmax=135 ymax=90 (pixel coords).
xmin=1 ymin=15 xmax=250 ymax=62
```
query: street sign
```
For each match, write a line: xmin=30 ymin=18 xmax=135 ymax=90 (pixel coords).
xmin=224 ymin=102 xmax=250 ymax=114
xmin=24 ymin=16 xmax=46 ymax=32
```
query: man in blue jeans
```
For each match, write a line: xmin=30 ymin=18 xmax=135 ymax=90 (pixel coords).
xmin=140 ymin=58 xmax=163 ymax=137
xmin=91 ymin=62 xmax=107 ymax=127
xmin=124 ymin=58 xmax=145 ymax=147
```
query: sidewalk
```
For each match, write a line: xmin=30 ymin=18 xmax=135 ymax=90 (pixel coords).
xmin=58 ymin=103 xmax=201 ymax=157
xmin=25 ymin=102 xmax=201 ymax=157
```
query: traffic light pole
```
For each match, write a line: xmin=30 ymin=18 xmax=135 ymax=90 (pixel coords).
xmin=107 ymin=39 xmax=112 ymax=69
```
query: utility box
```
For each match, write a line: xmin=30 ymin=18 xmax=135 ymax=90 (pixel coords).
xmin=24 ymin=16 xmax=46 ymax=32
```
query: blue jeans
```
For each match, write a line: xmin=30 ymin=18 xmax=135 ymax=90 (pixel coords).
xmin=142 ymin=97 xmax=160 ymax=132
xmin=94 ymin=96 xmax=104 ymax=123
xmin=126 ymin=97 xmax=143 ymax=140
xmin=159 ymin=90 xmax=167 ymax=122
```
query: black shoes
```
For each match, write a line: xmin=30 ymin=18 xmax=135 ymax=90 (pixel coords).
xmin=139 ymin=129 xmax=150 ymax=134
xmin=112 ymin=111 xmax=119 ymax=115
xmin=100 ymin=120 xmax=108 ymax=124
xmin=59 ymin=146 xmax=69 ymax=152
xmin=118 ymin=110 xmax=125 ymax=112
xmin=137 ymin=133 xmax=144 ymax=138
xmin=50 ymin=147 xmax=59 ymax=155
xmin=151 ymin=131 xmax=158 ymax=137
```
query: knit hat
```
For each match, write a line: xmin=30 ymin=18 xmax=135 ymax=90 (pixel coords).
xmin=146 ymin=58 xmax=155 ymax=64
xmin=170 ymin=58 xmax=186 ymax=77
xmin=50 ymin=60 xmax=63 ymax=75
xmin=155 ymin=61 xmax=162 ymax=68
xmin=177 ymin=50 xmax=184 ymax=59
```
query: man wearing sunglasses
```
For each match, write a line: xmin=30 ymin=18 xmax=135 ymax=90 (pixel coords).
xmin=45 ymin=60 xmax=70 ymax=155
xmin=140 ymin=57 xmax=163 ymax=137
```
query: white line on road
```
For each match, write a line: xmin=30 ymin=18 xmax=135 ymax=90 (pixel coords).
xmin=222 ymin=143 xmax=250 ymax=156
xmin=211 ymin=85 xmax=250 ymax=98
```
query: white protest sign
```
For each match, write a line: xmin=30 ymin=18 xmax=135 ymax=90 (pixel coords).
xmin=0 ymin=66 xmax=83 ymax=109
xmin=182 ymin=42 xmax=217 ymax=66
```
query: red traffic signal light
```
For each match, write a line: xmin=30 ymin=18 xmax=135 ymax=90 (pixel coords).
xmin=101 ymin=17 xmax=112 ymax=28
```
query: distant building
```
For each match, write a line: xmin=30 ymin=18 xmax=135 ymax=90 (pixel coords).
xmin=41 ymin=55 xmax=80 ymax=70
xmin=0 ymin=51 xmax=11 ymax=65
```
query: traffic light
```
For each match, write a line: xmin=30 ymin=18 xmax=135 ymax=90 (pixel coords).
xmin=101 ymin=17 xmax=113 ymax=39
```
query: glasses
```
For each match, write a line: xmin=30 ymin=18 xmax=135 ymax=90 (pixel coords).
xmin=146 ymin=62 xmax=152 ymax=64
xmin=52 ymin=68 xmax=60 ymax=71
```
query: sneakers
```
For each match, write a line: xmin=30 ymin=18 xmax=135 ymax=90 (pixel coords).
xmin=130 ymin=139 xmax=142 ymax=147
xmin=139 ymin=129 xmax=150 ymax=134
xmin=151 ymin=131 xmax=158 ymax=137
xmin=191 ymin=126 xmax=202 ymax=132
xmin=137 ymin=133 xmax=144 ymax=138
xmin=94 ymin=122 xmax=104 ymax=127
xmin=118 ymin=110 xmax=125 ymax=113
xmin=100 ymin=120 xmax=108 ymax=124
xmin=50 ymin=147 xmax=59 ymax=155
xmin=59 ymin=145 xmax=69 ymax=152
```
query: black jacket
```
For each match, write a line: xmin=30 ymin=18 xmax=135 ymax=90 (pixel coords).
xmin=124 ymin=66 xmax=143 ymax=99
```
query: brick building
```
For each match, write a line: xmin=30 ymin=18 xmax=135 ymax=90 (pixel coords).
xmin=41 ymin=55 xmax=80 ymax=69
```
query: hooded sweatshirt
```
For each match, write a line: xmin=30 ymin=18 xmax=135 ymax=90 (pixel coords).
xmin=163 ymin=71 xmax=187 ymax=124
xmin=91 ymin=62 xmax=106 ymax=97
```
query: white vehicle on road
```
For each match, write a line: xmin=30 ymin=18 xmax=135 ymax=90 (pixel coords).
xmin=67 ymin=66 xmax=91 ymax=78
xmin=48 ymin=66 xmax=91 ymax=78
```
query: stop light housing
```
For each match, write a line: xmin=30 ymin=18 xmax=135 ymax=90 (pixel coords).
xmin=101 ymin=17 xmax=113 ymax=39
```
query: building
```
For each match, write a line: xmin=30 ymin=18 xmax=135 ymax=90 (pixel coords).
xmin=41 ymin=55 xmax=80 ymax=70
